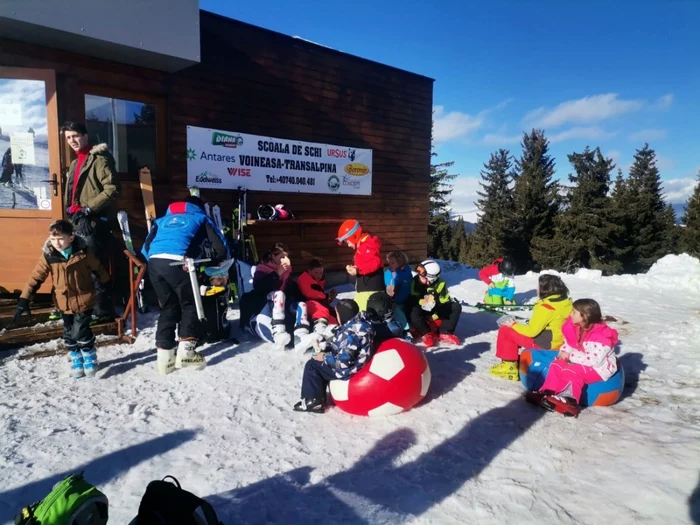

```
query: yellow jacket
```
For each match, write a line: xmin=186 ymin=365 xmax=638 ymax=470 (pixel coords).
xmin=513 ymin=294 xmax=573 ymax=349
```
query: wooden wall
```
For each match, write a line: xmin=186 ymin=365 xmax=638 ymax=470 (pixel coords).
xmin=0 ymin=11 xmax=433 ymax=271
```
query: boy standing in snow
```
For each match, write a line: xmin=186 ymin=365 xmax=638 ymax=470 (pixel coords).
xmin=142 ymin=196 xmax=230 ymax=375
xmin=407 ymin=259 xmax=462 ymax=348
xmin=14 ymin=220 xmax=110 ymax=379
xmin=336 ymin=219 xmax=383 ymax=312
xmin=478 ymin=257 xmax=516 ymax=306
xmin=293 ymin=299 xmax=373 ymax=413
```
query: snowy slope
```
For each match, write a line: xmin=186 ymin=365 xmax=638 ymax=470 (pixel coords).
xmin=1 ymin=255 xmax=699 ymax=524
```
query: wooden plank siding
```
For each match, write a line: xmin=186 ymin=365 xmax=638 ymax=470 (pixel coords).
xmin=0 ymin=11 xmax=433 ymax=274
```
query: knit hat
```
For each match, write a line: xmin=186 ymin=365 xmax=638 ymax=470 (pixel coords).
xmin=335 ymin=299 xmax=360 ymax=324
xmin=366 ymin=292 xmax=395 ymax=322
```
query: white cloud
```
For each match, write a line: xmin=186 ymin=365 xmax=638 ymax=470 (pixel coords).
xmin=432 ymin=105 xmax=483 ymax=143
xmin=654 ymin=94 xmax=674 ymax=111
xmin=549 ymin=126 xmax=616 ymax=144
xmin=662 ymin=177 xmax=697 ymax=204
xmin=446 ymin=176 xmax=482 ymax=223
xmin=628 ymin=129 xmax=668 ymax=142
xmin=480 ymin=133 xmax=521 ymax=147
xmin=0 ymin=79 xmax=49 ymax=136
xmin=523 ymin=94 xmax=644 ymax=129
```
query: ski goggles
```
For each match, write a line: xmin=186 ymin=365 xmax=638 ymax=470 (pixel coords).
xmin=336 ymin=221 xmax=360 ymax=245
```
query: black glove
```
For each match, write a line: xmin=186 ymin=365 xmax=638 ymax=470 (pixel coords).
xmin=13 ymin=298 xmax=31 ymax=323
xmin=73 ymin=212 xmax=94 ymax=238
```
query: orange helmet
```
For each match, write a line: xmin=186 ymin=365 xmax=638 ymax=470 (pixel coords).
xmin=336 ymin=219 xmax=362 ymax=245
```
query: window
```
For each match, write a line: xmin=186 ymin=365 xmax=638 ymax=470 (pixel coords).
xmin=85 ymin=95 xmax=157 ymax=176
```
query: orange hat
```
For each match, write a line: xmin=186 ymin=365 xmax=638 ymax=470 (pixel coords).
xmin=336 ymin=219 xmax=362 ymax=245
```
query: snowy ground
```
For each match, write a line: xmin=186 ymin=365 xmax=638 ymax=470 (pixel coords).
xmin=0 ymin=135 xmax=51 ymax=211
xmin=1 ymin=255 xmax=699 ymax=524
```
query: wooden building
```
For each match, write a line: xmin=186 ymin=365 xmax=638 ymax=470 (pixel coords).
xmin=0 ymin=4 xmax=433 ymax=294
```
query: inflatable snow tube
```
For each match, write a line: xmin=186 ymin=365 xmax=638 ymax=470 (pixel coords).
xmin=329 ymin=338 xmax=431 ymax=417
xmin=519 ymin=349 xmax=625 ymax=407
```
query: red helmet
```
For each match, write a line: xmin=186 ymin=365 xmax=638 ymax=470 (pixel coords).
xmin=336 ymin=219 xmax=362 ymax=246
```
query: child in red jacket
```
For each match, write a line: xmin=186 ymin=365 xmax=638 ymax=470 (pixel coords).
xmin=297 ymin=259 xmax=338 ymax=333
xmin=336 ymin=219 xmax=383 ymax=311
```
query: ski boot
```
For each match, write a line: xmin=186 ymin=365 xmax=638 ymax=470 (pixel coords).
xmin=438 ymin=333 xmax=460 ymax=345
xmin=48 ymin=309 xmax=61 ymax=321
xmin=422 ymin=333 xmax=437 ymax=348
xmin=175 ymin=339 xmax=206 ymax=370
xmin=489 ymin=360 xmax=519 ymax=381
xmin=541 ymin=395 xmax=581 ymax=418
xmin=157 ymin=348 xmax=176 ymax=375
xmin=524 ymin=390 xmax=555 ymax=407
xmin=81 ymin=349 xmax=99 ymax=377
xmin=69 ymin=350 xmax=84 ymax=379
xmin=293 ymin=397 xmax=324 ymax=414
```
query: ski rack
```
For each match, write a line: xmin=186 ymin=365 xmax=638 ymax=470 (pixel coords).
xmin=116 ymin=249 xmax=147 ymax=343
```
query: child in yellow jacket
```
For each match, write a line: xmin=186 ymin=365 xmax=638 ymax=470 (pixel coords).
xmin=490 ymin=274 xmax=572 ymax=381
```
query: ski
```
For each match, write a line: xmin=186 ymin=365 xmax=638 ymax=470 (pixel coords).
xmin=461 ymin=301 xmax=528 ymax=319
xmin=117 ymin=209 xmax=147 ymax=314
xmin=475 ymin=302 xmax=534 ymax=310
xmin=212 ymin=204 xmax=224 ymax=234
xmin=139 ymin=167 xmax=156 ymax=232
xmin=204 ymin=202 xmax=212 ymax=219
xmin=189 ymin=186 xmax=200 ymax=197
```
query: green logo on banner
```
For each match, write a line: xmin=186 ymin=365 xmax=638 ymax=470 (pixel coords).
xmin=211 ymin=132 xmax=244 ymax=148
xmin=187 ymin=148 xmax=197 ymax=160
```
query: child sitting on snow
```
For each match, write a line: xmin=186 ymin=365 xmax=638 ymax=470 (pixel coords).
xmin=407 ymin=259 xmax=462 ymax=348
xmin=478 ymin=257 xmax=516 ymax=306
xmin=490 ymin=274 xmax=572 ymax=381
xmin=525 ymin=298 xmax=619 ymax=417
xmin=293 ymin=299 xmax=373 ymax=413
xmin=384 ymin=251 xmax=412 ymax=330
xmin=13 ymin=219 xmax=109 ymax=379
xmin=366 ymin=291 xmax=406 ymax=347
xmin=296 ymin=259 xmax=338 ymax=334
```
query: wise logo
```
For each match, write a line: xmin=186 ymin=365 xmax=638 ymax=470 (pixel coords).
xmin=211 ymin=132 xmax=244 ymax=148
xmin=328 ymin=175 xmax=340 ymax=192
xmin=343 ymin=162 xmax=370 ymax=177
xmin=228 ymin=167 xmax=251 ymax=177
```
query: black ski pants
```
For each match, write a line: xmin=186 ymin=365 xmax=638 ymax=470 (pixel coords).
xmin=62 ymin=310 xmax=94 ymax=351
xmin=148 ymin=258 xmax=199 ymax=350
xmin=83 ymin=219 xmax=115 ymax=319
xmin=301 ymin=359 xmax=338 ymax=400
xmin=408 ymin=298 xmax=462 ymax=336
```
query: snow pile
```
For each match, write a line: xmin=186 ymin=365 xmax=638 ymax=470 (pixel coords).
xmin=0 ymin=256 xmax=699 ymax=524
xmin=573 ymin=267 xmax=603 ymax=282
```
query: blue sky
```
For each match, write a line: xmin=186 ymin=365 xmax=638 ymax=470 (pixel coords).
xmin=202 ymin=0 xmax=700 ymax=222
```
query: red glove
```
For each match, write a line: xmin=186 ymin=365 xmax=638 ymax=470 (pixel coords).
xmin=68 ymin=204 xmax=83 ymax=215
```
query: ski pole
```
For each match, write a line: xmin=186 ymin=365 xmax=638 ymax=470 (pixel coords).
xmin=170 ymin=257 xmax=210 ymax=321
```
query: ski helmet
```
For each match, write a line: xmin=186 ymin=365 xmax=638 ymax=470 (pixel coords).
xmin=498 ymin=258 xmax=515 ymax=276
xmin=336 ymin=219 xmax=362 ymax=246
xmin=257 ymin=204 xmax=277 ymax=221
xmin=367 ymin=292 xmax=395 ymax=323
xmin=416 ymin=259 xmax=441 ymax=284
xmin=274 ymin=204 xmax=294 ymax=220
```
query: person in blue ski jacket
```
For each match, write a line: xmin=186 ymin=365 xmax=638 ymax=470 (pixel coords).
xmin=141 ymin=196 xmax=230 ymax=376
xmin=384 ymin=251 xmax=412 ymax=330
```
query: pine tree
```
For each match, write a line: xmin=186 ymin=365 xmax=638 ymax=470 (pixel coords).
xmin=680 ymin=170 xmax=700 ymax=257
xmin=466 ymin=149 xmax=516 ymax=268
xmin=624 ymin=144 xmax=677 ymax=271
xmin=609 ymin=168 xmax=635 ymax=269
xmin=448 ymin=217 xmax=470 ymax=263
xmin=428 ymin=158 xmax=457 ymax=259
xmin=511 ymin=129 xmax=559 ymax=271
xmin=532 ymin=147 xmax=620 ymax=273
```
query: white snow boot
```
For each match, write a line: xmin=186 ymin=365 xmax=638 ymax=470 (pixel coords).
xmin=272 ymin=323 xmax=291 ymax=350
xmin=175 ymin=340 xmax=206 ymax=370
xmin=157 ymin=348 xmax=176 ymax=375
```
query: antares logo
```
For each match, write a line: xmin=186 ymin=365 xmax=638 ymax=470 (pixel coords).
xmin=195 ymin=171 xmax=222 ymax=184
xmin=328 ymin=175 xmax=340 ymax=192
xmin=343 ymin=162 xmax=370 ymax=177
xmin=186 ymin=148 xmax=197 ymax=161
xmin=211 ymin=132 xmax=244 ymax=148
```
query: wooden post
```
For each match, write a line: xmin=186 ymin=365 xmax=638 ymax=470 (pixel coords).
xmin=117 ymin=249 xmax=147 ymax=343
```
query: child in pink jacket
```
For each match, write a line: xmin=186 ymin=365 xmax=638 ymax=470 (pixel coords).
xmin=529 ymin=298 xmax=619 ymax=416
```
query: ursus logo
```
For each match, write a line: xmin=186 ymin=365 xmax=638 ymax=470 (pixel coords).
xmin=343 ymin=163 xmax=370 ymax=177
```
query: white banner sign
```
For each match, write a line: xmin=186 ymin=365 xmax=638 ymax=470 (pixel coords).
xmin=186 ymin=126 xmax=372 ymax=195
xmin=10 ymin=132 xmax=36 ymax=165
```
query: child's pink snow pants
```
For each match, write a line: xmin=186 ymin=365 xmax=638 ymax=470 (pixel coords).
xmin=540 ymin=359 xmax=603 ymax=402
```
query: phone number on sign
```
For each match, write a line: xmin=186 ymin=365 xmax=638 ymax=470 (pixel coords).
xmin=265 ymin=175 xmax=316 ymax=186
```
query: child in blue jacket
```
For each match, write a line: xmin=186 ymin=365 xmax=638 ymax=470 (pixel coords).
xmin=293 ymin=299 xmax=373 ymax=414
xmin=384 ymin=251 xmax=412 ymax=330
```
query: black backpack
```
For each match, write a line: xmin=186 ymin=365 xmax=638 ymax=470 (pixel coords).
xmin=130 ymin=476 xmax=222 ymax=525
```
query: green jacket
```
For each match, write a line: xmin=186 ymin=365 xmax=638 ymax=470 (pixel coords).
xmin=410 ymin=275 xmax=451 ymax=306
xmin=64 ymin=143 xmax=120 ymax=222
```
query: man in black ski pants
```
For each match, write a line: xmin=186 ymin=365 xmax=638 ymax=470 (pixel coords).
xmin=141 ymin=196 xmax=229 ymax=376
